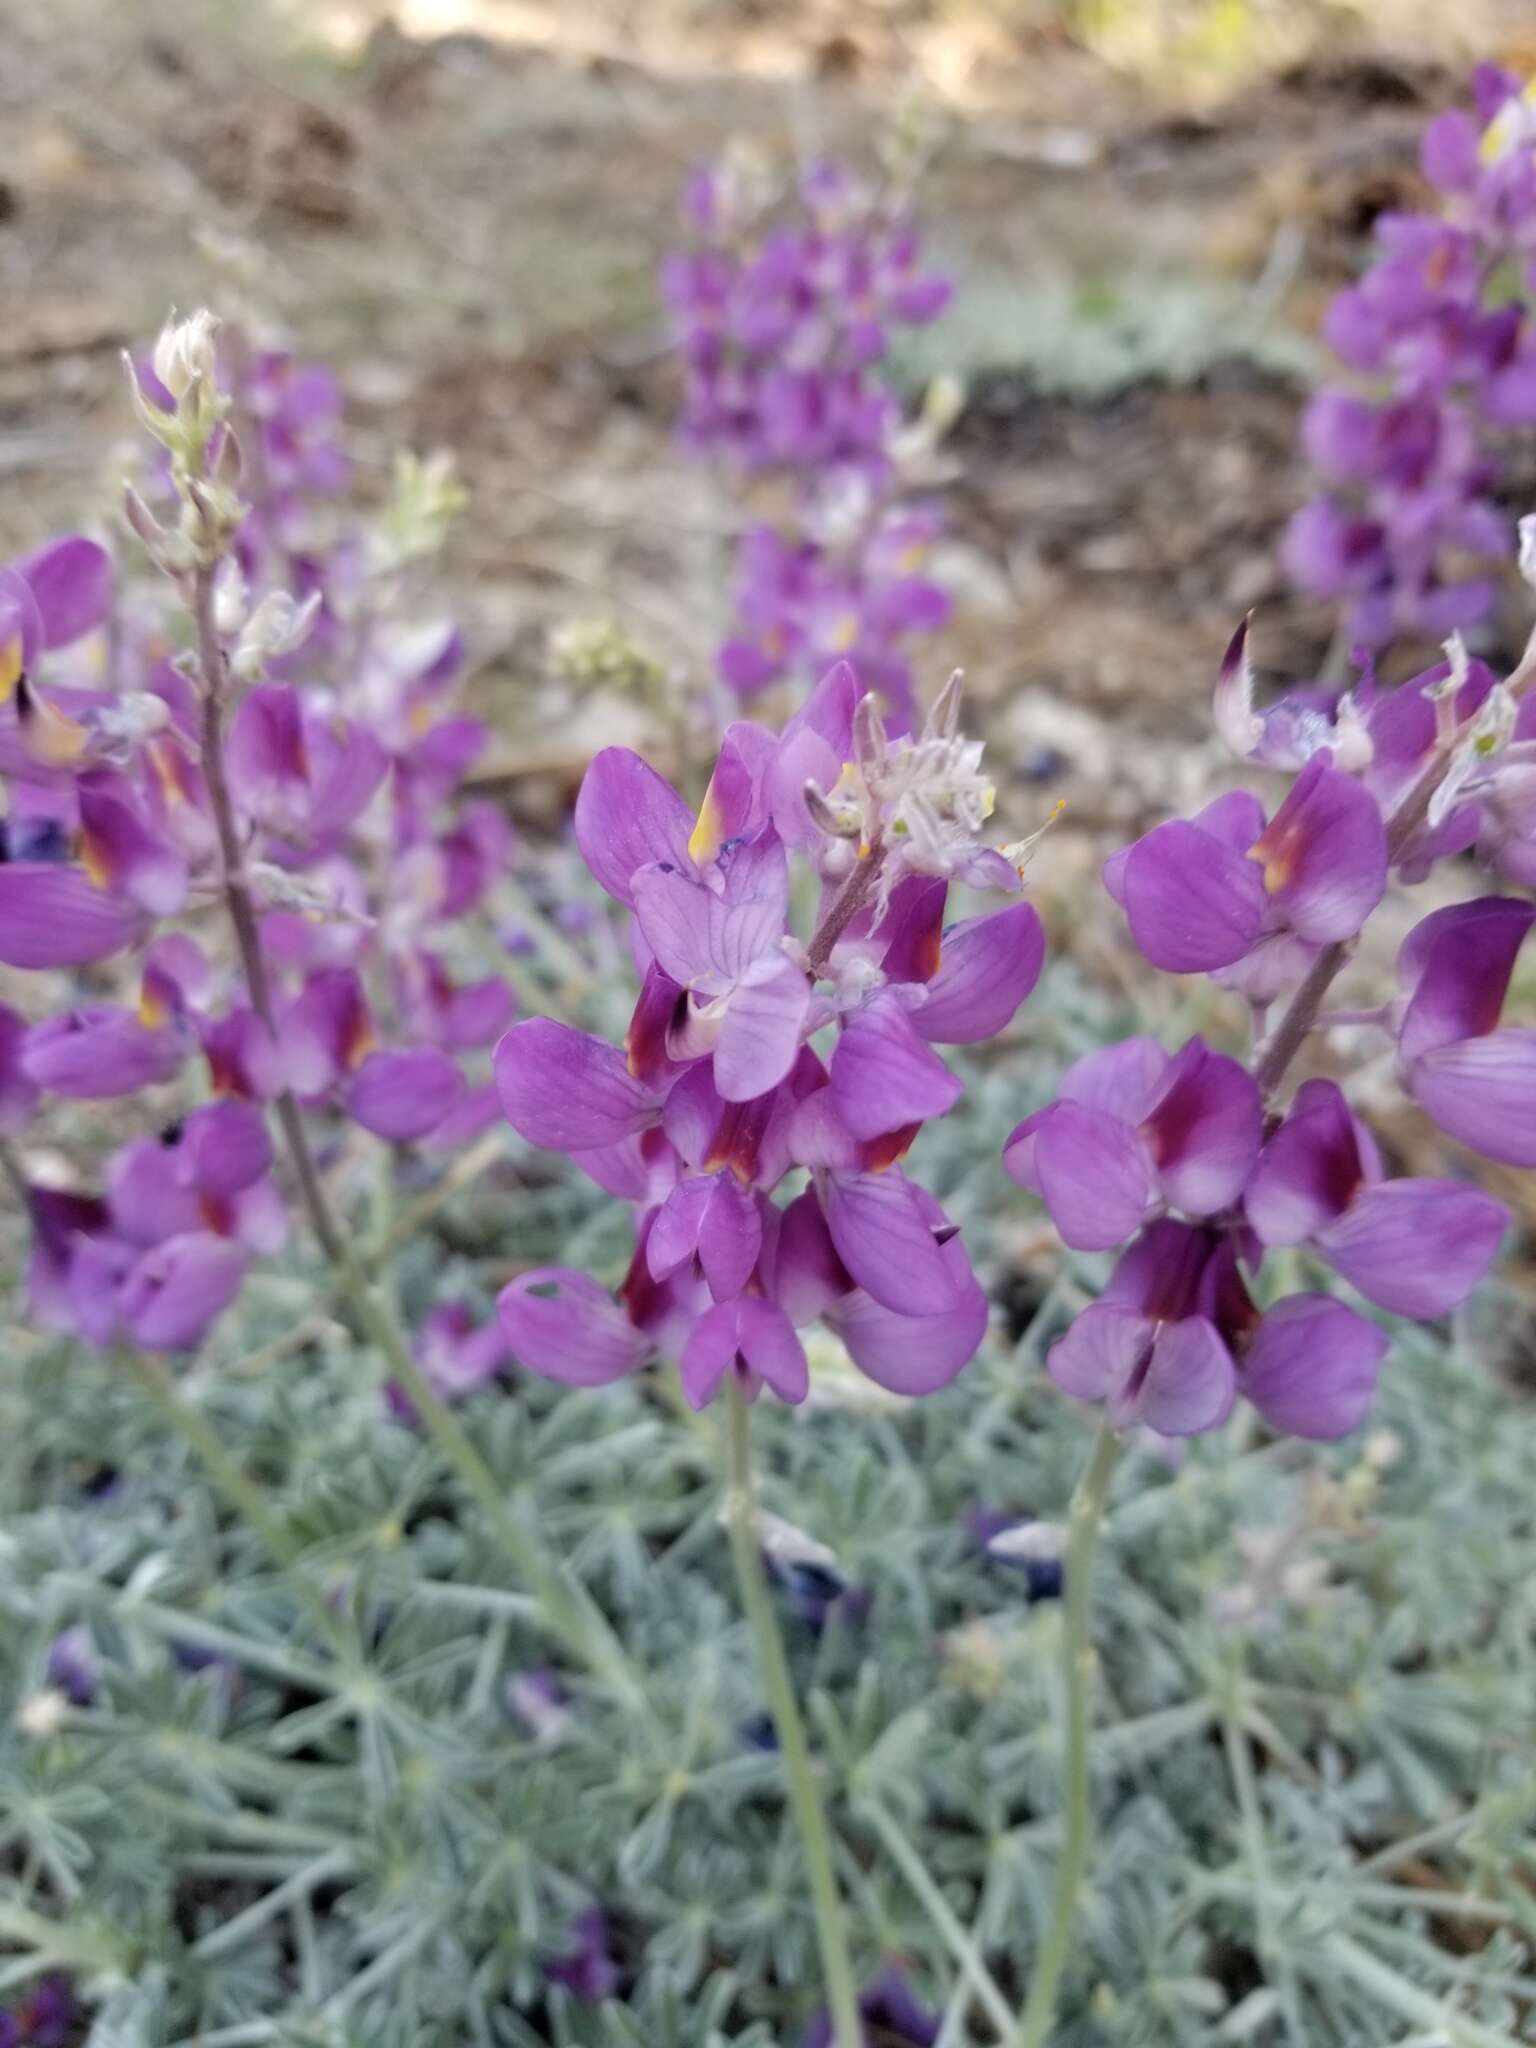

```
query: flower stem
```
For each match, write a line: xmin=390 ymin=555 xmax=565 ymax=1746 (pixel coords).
xmin=189 ymin=562 xmax=644 ymax=1710
xmin=723 ymin=1379 xmax=862 ymax=2048
xmin=1011 ymin=1422 xmax=1122 ymax=2048
xmin=806 ymin=843 xmax=886 ymax=978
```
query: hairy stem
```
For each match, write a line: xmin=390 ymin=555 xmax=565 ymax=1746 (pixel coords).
xmin=190 ymin=562 xmax=643 ymax=1708
xmin=806 ymin=842 xmax=887 ymax=978
xmin=1252 ymin=710 xmax=1485 ymax=1105
xmin=724 ymin=1380 xmax=862 ymax=2048
xmin=1011 ymin=1423 xmax=1122 ymax=2048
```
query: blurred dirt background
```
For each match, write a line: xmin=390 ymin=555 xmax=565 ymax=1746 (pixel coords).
xmin=4 ymin=0 xmax=1536 ymax=1240
xmin=7 ymin=0 xmax=1536 ymax=799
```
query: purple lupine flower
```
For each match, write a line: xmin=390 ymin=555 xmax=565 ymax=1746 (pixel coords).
xmin=3 ymin=1975 xmax=78 ymax=2048
xmin=1285 ymin=71 xmax=1536 ymax=646
xmin=665 ymin=157 xmax=955 ymax=718
xmin=1046 ymin=1220 xmax=1393 ymax=1441
xmin=45 ymin=1625 xmax=98 ymax=1706
xmin=1396 ymin=896 xmax=1536 ymax=1164
xmin=1046 ymin=1221 xmax=1241 ymax=1436
xmin=1245 ymin=1077 xmax=1506 ymax=1316
xmin=1106 ymin=755 xmax=1386 ymax=981
xmin=497 ymin=672 xmax=1034 ymax=1411
xmin=545 ymin=1908 xmax=621 ymax=2002
xmin=1003 ymin=1036 xmax=1261 ymax=1250
xmin=805 ymin=1963 xmax=942 ymax=2047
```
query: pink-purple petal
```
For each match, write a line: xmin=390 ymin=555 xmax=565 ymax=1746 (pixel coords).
xmin=1397 ymin=898 xmax=1536 ymax=1060
xmin=829 ymin=992 xmax=960 ymax=1140
xmin=912 ymin=902 xmax=1044 ymax=1043
xmin=1318 ymin=1178 xmax=1507 ymax=1317
xmin=15 ymin=536 xmax=112 ymax=649
xmin=1244 ymin=1077 xmax=1366 ymax=1245
xmin=497 ymin=1268 xmax=653 ymax=1387
xmin=1031 ymin=1101 xmax=1154 ymax=1251
xmin=120 ymin=1232 xmax=246 ymax=1352
xmin=0 ymin=863 xmax=140 ymax=968
xmin=1120 ymin=820 xmax=1266 ymax=973
xmin=1407 ymin=1029 xmax=1536 ymax=1167
xmin=713 ymin=954 xmax=811 ymax=1103
xmin=1241 ymin=1293 xmax=1388 ymax=1439
xmin=346 ymin=1046 xmax=465 ymax=1143
xmin=574 ymin=748 xmax=696 ymax=908
xmin=494 ymin=1019 xmax=658 ymax=1152
xmin=1141 ymin=1039 xmax=1262 ymax=1218
xmin=821 ymin=1170 xmax=968 ymax=1317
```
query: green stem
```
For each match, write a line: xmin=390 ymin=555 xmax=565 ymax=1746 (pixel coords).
xmin=861 ymin=1797 xmax=1014 ymax=2037
xmin=1222 ymin=1695 xmax=1305 ymax=2043
xmin=1011 ymin=1423 xmax=1122 ymax=2048
xmin=724 ymin=1380 xmax=862 ymax=2048
xmin=188 ymin=553 xmax=643 ymax=1709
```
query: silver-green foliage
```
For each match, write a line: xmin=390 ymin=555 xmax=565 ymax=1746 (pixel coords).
xmin=2 ymin=966 xmax=1534 ymax=2046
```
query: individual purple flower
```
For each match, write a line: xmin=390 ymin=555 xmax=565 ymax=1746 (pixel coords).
xmin=545 ymin=1908 xmax=621 ymax=2002
xmin=22 ymin=1003 xmax=185 ymax=1100
xmin=2 ymin=1975 xmax=78 ymax=2048
xmin=45 ymin=1625 xmax=98 ymax=1706
xmin=1395 ymin=896 xmax=1536 ymax=1165
xmin=805 ymin=1963 xmax=941 ymax=2048
xmin=116 ymin=1232 xmax=248 ymax=1351
xmin=0 ymin=862 xmax=141 ymax=968
xmin=1003 ymin=1036 xmax=1261 ymax=1250
xmin=1046 ymin=1222 xmax=1240 ymax=1436
xmin=1245 ymin=1077 xmax=1507 ymax=1316
xmin=1047 ymin=1221 xmax=1392 ymax=1441
xmin=1106 ymin=755 xmax=1387 ymax=979
xmin=632 ymin=828 xmax=812 ymax=1103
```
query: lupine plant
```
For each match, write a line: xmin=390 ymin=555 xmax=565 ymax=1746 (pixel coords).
xmin=663 ymin=153 xmax=955 ymax=727
xmin=0 ymin=309 xmax=642 ymax=1701
xmin=1285 ymin=67 xmax=1536 ymax=648
xmin=494 ymin=663 xmax=1044 ymax=2044
xmin=4 ymin=95 xmax=1536 ymax=2040
xmin=1001 ymin=597 xmax=1534 ymax=2047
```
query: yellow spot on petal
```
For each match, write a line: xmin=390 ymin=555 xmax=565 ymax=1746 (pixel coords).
xmin=79 ymin=831 xmax=112 ymax=891
xmin=1481 ymin=77 xmax=1536 ymax=163
xmin=688 ymin=782 xmax=725 ymax=865
xmin=0 ymin=638 xmax=22 ymax=703
xmin=897 ymin=543 xmax=927 ymax=574
xmin=827 ymin=613 xmax=860 ymax=654
xmin=138 ymin=984 xmax=169 ymax=1029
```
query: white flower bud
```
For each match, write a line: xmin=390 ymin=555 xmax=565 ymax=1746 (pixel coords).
xmin=152 ymin=308 xmax=221 ymax=401
xmin=214 ymin=562 xmax=250 ymax=638
xmin=231 ymin=590 xmax=322 ymax=681
xmin=1519 ymin=513 xmax=1536 ymax=590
